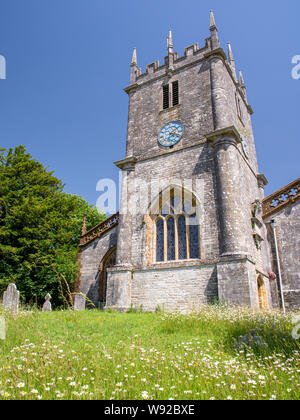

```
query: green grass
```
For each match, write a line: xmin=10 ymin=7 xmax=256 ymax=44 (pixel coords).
xmin=0 ymin=306 xmax=299 ymax=400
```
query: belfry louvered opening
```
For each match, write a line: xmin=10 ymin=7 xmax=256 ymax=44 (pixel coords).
xmin=163 ymin=81 xmax=179 ymax=110
xmin=172 ymin=81 xmax=179 ymax=106
xmin=163 ymin=85 xmax=169 ymax=109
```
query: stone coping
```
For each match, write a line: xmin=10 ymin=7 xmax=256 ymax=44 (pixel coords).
xmin=107 ymin=253 xmax=259 ymax=273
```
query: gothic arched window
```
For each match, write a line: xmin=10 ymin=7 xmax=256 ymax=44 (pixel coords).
xmin=156 ymin=218 xmax=164 ymax=262
xmin=178 ymin=215 xmax=187 ymax=260
xmin=189 ymin=213 xmax=199 ymax=259
xmin=153 ymin=188 xmax=200 ymax=263
xmin=167 ymin=217 xmax=175 ymax=261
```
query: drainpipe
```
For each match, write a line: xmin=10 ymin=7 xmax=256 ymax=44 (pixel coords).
xmin=270 ymin=219 xmax=286 ymax=314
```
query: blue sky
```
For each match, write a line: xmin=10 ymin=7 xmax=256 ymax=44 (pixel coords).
xmin=0 ymin=0 xmax=299 ymax=210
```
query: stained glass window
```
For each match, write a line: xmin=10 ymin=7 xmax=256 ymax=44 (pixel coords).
xmin=153 ymin=189 xmax=199 ymax=263
xmin=189 ymin=213 xmax=199 ymax=259
xmin=156 ymin=218 xmax=164 ymax=262
xmin=178 ymin=215 xmax=187 ymax=260
xmin=162 ymin=203 xmax=170 ymax=217
xmin=167 ymin=217 xmax=175 ymax=261
xmin=183 ymin=200 xmax=192 ymax=214
xmin=173 ymin=194 xmax=182 ymax=214
xmin=170 ymin=195 xmax=175 ymax=209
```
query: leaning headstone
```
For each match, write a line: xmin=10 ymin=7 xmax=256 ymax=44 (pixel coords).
xmin=74 ymin=294 xmax=86 ymax=311
xmin=42 ymin=294 xmax=52 ymax=312
xmin=2 ymin=284 xmax=20 ymax=314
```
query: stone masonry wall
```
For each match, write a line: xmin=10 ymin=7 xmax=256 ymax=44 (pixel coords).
xmin=265 ymin=200 xmax=300 ymax=309
xmin=78 ymin=227 xmax=118 ymax=306
xmin=131 ymin=263 xmax=218 ymax=312
xmin=130 ymin=144 xmax=220 ymax=267
xmin=126 ymin=59 xmax=214 ymax=161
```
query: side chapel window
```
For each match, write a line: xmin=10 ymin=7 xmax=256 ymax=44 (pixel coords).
xmin=154 ymin=188 xmax=200 ymax=262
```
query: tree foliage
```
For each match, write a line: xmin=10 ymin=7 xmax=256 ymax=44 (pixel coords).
xmin=0 ymin=146 xmax=106 ymax=306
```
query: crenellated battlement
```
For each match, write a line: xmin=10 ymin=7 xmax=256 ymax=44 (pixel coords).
xmin=127 ymin=12 xmax=247 ymax=101
xmin=130 ymin=37 xmax=212 ymax=86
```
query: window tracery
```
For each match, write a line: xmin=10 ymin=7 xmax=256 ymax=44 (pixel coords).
xmin=152 ymin=188 xmax=200 ymax=263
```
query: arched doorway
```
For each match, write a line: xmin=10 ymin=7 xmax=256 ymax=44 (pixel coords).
xmin=257 ymin=276 xmax=268 ymax=310
xmin=98 ymin=247 xmax=116 ymax=308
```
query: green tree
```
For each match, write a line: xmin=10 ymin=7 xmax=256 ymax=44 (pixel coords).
xmin=0 ymin=146 xmax=106 ymax=306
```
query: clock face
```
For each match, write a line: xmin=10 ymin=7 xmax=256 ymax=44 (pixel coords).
xmin=159 ymin=121 xmax=184 ymax=147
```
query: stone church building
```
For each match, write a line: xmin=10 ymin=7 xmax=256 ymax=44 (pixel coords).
xmin=77 ymin=12 xmax=300 ymax=312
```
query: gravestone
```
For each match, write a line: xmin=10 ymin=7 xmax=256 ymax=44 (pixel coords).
xmin=42 ymin=294 xmax=52 ymax=312
xmin=2 ymin=284 xmax=20 ymax=313
xmin=74 ymin=294 xmax=86 ymax=311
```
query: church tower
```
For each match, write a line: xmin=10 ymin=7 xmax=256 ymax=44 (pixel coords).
xmin=104 ymin=12 xmax=272 ymax=312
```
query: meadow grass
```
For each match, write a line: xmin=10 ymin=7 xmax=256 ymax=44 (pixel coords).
xmin=0 ymin=306 xmax=299 ymax=400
